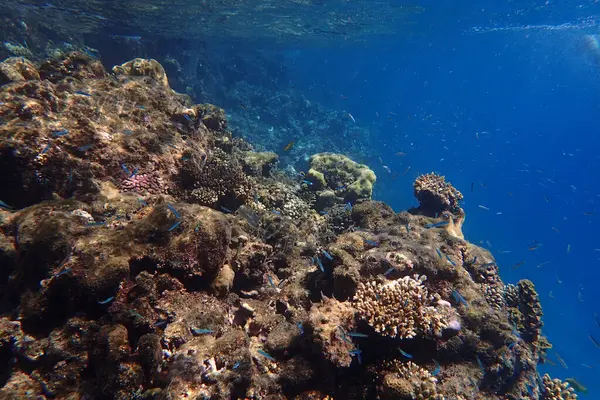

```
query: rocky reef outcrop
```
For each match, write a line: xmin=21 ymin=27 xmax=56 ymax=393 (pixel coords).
xmin=0 ymin=53 xmax=571 ymax=399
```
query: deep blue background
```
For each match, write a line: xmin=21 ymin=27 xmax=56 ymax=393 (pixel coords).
xmin=281 ymin=2 xmax=600 ymax=394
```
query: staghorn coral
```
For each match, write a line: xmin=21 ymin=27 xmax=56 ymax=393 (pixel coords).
xmin=307 ymin=152 xmax=376 ymax=202
xmin=542 ymin=374 xmax=578 ymax=400
xmin=378 ymin=360 xmax=445 ymax=400
xmin=353 ymin=275 xmax=447 ymax=339
xmin=413 ymin=173 xmax=463 ymax=215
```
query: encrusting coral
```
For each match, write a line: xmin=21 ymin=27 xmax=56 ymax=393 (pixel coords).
xmin=0 ymin=52 xmax=563 ymax=399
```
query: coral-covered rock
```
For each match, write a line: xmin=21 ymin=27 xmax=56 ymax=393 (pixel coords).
xmin=112 ymin=58 xmax=169 ymax=87
xmin=413 ymin=172 xmax=463 ymax=216
xmin=0 ymin=57 xmax=40 ymax=84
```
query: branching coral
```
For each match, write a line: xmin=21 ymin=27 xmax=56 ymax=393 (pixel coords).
xmin=379 ymin=361 xmax=445 ymax=400
xmin=517 ymin=279 xmax=543 ymax=344
xmin=542 ymin=374 xmax=578 ymax=400
xmin=413 ymin=173 xmax=463 ymax=215
xmin=353 ymin=275 xmax=447 ymax=339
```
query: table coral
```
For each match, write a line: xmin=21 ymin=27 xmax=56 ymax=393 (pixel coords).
xmin=353 ymin=275 xmax=447 ymax=339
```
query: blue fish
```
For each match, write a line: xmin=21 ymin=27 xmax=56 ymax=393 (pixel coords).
xmin=445 ymin=254 xmax=457 ymax=267
xmin=435 ymin=248 xmax=443 ymax=259
xmin=136 ymin=105 xmax=146 ymax=110
xmin=431 ymin=359 xmax=441 ymax=376
xmin=297 ymin=323 xmax=304 ymax=335
xmin=347 ymin=332 xmax=368 ymax=338
xmin=322 ymin=250 xmax=333 ymax=260
xmin=220 ymin=206 xmax=232 ymax=213
xmin=183 ymin=114 xmax=193 ymax=123
xmin=74 ymin=90 xmax=91 ymax=96
xmin=425 ymin=221 xmax=449 ymax=229
xmin=54 ymin=268 xmax=72 ymax=278
xmin=335 ymin=185 xmax=346 ymax=190
xmin=267 ymin=275 xmax=276 ymax=289
xmin=405 ymin=223 xmax=411 ymax=232
xmin=120 ymin=164 xmax=131 ymax=176
xmin=123 ymin=129 xmax=133 ymax=135
xmin=86 ymin=221 xmax=106 ymax=227
xmin=337 ymin=326 xmax=352 ymax=344
xmin=319 ymin=210 xmax=329 ymax=215
xmin=232 ymin=361 xmax=241 ymax=369
xmin=167 ymin=203 xmax=181 ymax=219
xmin=0 ymin=200 xmax=14 ymax=211
xmin=480 ymin=262 xmax=496 ymax=267
xmin=315 ymin=256 xmax=324 ymax=272
xmin=191 ymin=327 xmax=214 ymax=335
xmin=301 ymin=179 xmax=313 ymax=185
xmin=344 ymin=202 xmax=353 ymax=211
xmin=138 ymin=198 xmax=148 ymax=206
xmin=77 ymin=144 xmax=93 ymax=152
xmin=168 ymin=220 xmax=181 ymax=232
xmin=153 ymin=319 xmax=168 ymax=327
xmin=384 ymin=267 xmax=395 ymax=276
xmin=98 ymin=296 xmax=114 ymax=304
xmin=271 ymin=210 xmax=281 ymax=215
xmin=349 ymin=348 xmax=362 ymax=364
xmin=40 ymin=143 xmax=52 ymax=154
xmin=129 ymin=168 xmax=138 ymax=178
xmin=452 ymin=290 xmax=469 ymax=307
xmin=51 ymin=129 xmax=69 ymax=137
xmin=257 ymin=349 xmax=276 ymax=361
xmin=398 ymin=348 xmax=413 ymax=359
xmin=476 ymin=355 xmax=485 ymax=374
xmin=472 ymin=256 xmax=478 ymax=264
xmin=363 ymin=238 xmax=379 ymax=247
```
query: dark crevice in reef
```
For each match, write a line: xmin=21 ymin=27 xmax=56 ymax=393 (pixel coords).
xmin=0 ymin=53 xmax=571 ymax=399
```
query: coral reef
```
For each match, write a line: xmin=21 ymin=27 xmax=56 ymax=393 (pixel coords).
xmin=542 ymin=374 xmax=578 ymax=400
xmin=0 ymin=53 xmax=558 ymax=400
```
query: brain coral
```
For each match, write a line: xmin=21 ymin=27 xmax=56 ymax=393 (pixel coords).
xmin=307 ymin=152 xmax=376 ymax=202
xmin=413 ymin=172 xmax=463 ymax=215
xmin=352 ymin=275 xmax=446 ymax=339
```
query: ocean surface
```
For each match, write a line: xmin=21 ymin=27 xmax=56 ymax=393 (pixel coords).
xmin=3 ymin=0 xmax=600 ymax=396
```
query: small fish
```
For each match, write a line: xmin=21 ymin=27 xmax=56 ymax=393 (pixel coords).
xmin=565 ymin=378 xmax=588 ymax=394
xmin=581 ymin=364 xmax=593 ymax=369
xmin=283 ymin=141 xmax=295 ymax=151
xmin=551 ymin=226 xmax=560 ymax=232
xmin=431 ymin=359 xmax=441 ymax=376
xmin=556 ymin=353 xmax=568 ymax=369
xmin=183 ymin=114 xmax=193 ymax=123
xmin=425 ymin=221 xmax=449 ymax=228
xmin=296 ymin=323 xmax=304 ymax=335
xmin=167 ymin=220 xmax=181 ymax=232
xmin=395 ymin=151 xmax=406 ymax=156
xmin=335 ymin=185 xmax=346 ymax=190
xmin=315 ymin=256 xmax=324 ymax=272
xmin=77 ymin=144 xmax=93 ymax=152
xmin=475 ymin=356 xmax=485 ymax=374
xmin=536 ymin=261 xmax=550 ymax=268
xmin=348 ymin=113 xmax=356 ymax=123
xmin=239 ymin=102 xmax=247 ymax=110
xmin=54 ymin=268 xmax=72 ymax=278
xmin=472 ymin=256 xmax=478 ymax=264
xmin=40 ymin=143 xmax=52 ymax=154
xmin=347 ymin=332 xmax=368 ymax=338
xmin=220 ymin=206 xmax=232 ymax=213
xmin=120 ymin=164 xmax=131 ymax=176
xmin=445 ymin=254 xmax=456 ymax=267
xmin=301 ymin=179 xmax=313 ymax=186
xmin=349 ymin=348 xmax=362 ymax=364
xmin=123 ymin=129 xmax=133 ymax=135
xmin=138 ymin=198 xmax=148 ymax=206
xmin=74 ymin=90 xmax=91 ymax=96
xmin=584 ymin=211 xmax=596 ymax=216
xmin=344 ymin=202 xmax=353 ymax=211
xmin=405 ymin=223 xmax=411 ymax=232
xmin=166 ymin=203 xmax=181 ymax=219
xmin=478 ymin=205 xmax=490 ymax=211
xmin=452 ymin=290 xmax=468 ymax=307
xmin=480 ymin=262 xmax=496 ymax=267
xmin=567 ymin=244 xmax=571 ymax=253
xmin=257 ymin=349 xmax=276 ymax=361
xmin=232 ymin=361 xmax=241 ymax=369
xmin=595 ymin=313 xmax=600 ymax=329
xmin=401 ymin=166 xmax=411 ymax=176
xmin=191 ymin=327 xmax=214 ymax=336
xmin=435 ymin=248 xmax=443 ymax=259
xmin=98 ymin=296 xmax=114 ymax=304
xmin=322 ymin=250 xmax=333 ymax=260
xmin=136 ymin=105 xmax=146 ymax=109
xmin=51 ymin=129 xmax=69 ymax=137
xmin=589 ymin=334 xmax=600 ymax=348
xmin=398 ymin=348 xmax=413 ymax=359
xmin=129 ymin=168 xmax=138 ymax=178
xmin=153 ymin=319 xmax=168 ymax=327
xmin=363 ymin=238 xmax=379 ymax=247
xmin=267 ymin=275 xmax=276 ymax=289
xmin=319 ymin=210 xmax=329 ymax=215
xmin=384 ymin=267 xmax=395 ymax=276
xmin=0 ymin=200 xmax=14 ymax=211
xmin=528 ymin=241 xmax=542 ymax=251
xmin=470 ymin=182 xmax=474 ymax=192
xmin=511 ymin=261 xmax=525 ymax=269
xmin=86 ymin=221 xmax=106 ymax=227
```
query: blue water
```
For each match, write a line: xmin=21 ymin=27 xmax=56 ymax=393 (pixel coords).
xmin=282 ymin=2 xmax=600 ymax=394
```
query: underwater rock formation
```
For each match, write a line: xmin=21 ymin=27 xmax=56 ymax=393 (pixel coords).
xmin=0 ymin=53 xmax=568 ymax=399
